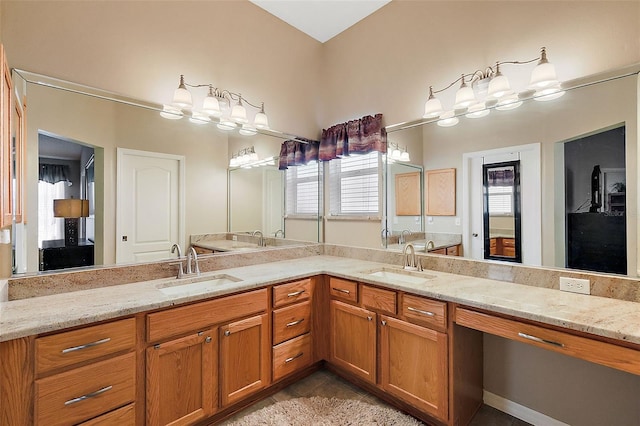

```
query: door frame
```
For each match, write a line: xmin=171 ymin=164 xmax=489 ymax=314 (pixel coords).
xmin=116 ymin=148 xmax=186 ymax=264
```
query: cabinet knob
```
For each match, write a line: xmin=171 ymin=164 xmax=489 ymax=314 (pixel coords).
xmin=224 ymin=330 xmax=231 ymax=336
xmin=381 ymin=320 xmax=387 ymax=326
xmin=205 ymin=336 xmax=212 ymax=343
xmin=367 ymin=316 xmax=373 ymax=321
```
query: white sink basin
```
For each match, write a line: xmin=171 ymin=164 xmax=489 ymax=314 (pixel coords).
xmin=156 ymin=274 xmax=242 ymax=295
xmin=365 ymin=268 xmax=436 ymax=285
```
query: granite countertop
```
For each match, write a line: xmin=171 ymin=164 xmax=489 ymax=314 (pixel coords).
xmin=1 ymin=255 xmax=639 ymax=345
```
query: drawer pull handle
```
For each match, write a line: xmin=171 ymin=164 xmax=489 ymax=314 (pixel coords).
xmin=286 ymin=318 xmax=305 ymax=327
xmin=64 ymin=385 xmax=113 ymax=406
xmin=333 ymin=288 xmax=351 ymax=294
xmin=518 ymin=332 xmax=565 ymax=348
xmin=285 ymin=352 xmax=304 ymax=363
xmin=287 ymin=290 xmax=306 ymax=297
xmin=407 ymin=307 xmax=435 ymax=317
xmin=62 ymin=338 xmax=111 ymax=354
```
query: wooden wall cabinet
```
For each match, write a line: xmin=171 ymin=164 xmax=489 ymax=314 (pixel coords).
xmin=426 ymin=168 xmax=456 ymax=216
xmin=1 ymin=44 xmax=14 ymax=228
xmin=395 ymin=171 xmax=421 ymax=216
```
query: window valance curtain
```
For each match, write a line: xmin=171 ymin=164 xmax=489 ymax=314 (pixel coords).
xmin=319 ymin=113 xmax=386 ymax=161
xmin=487 ymin=167 xmax=515 ymax=186
xmin=39 ymin=164 xmax=72 ymax=185
xmin=278 ymin=138 xmax=320 ymax=170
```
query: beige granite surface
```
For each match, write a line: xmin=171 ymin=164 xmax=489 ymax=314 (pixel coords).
xmin=2 ymin=254 xmax=639 ymax=346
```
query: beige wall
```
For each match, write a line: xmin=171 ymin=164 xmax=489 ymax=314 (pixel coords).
xmin=1 ymin=1 xmax=322 ymax=138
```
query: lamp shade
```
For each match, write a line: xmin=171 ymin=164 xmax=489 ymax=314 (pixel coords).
xmin=172 ymin=87 xmax=192 ymax=109
xmin=423 ymin=96 xmax=443 ymax=118
xmin=202 ymin=95 xmax=222 ymax=117
xmin=54 ymin=199 xmax=89 ymax=218
xmin=254 ymin=111 xmax=269 ymax=129
xmin=487 ymin=74 xmax=511 ymax=99
xmin=230 ymin=102 xmax=248 ymax=124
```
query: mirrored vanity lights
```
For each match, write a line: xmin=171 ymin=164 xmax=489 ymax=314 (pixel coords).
xmin=229 ymin=146 xmax=276 ymax=169
xmin=424 ymin=47 xmax=565 ymax=127
xmin=162 ymin=75 xmax=270 ymax=134
xmin=385 ymin=141 xmax=411 ymax=163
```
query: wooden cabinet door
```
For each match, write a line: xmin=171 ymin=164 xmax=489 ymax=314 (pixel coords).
xmin=220 ymin=313 xmax=270 ymax=407
xmin=380 ymin=315 xmax=448 ymax=421
xmin=330 ymin=300 xmax=376 ymax=384
xmin=146 ymin=329 xmax=216 ymax=426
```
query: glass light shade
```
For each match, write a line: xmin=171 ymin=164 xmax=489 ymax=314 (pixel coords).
xmin=453 ymin=84 xmax=476 ymax=109
xmin=189 ymin=111 xmax=210 ymax=124
xmin=487 ymin=74 xmax=512 ymax=99
xmin=423 ymin=96 xmax=443 ymax=118
xmin=172 ymin=87 xmax=192 ymax=109
xmin=529 ymin=61 xmax=558 ymax=89
xmin=239 ymin=125 xmax=257 ymax=136
xmin=400 ymin=151 xmax=410 ymax=162
xmin=202 ymin=96 xmax=222 ymax=117
xmin=160 ymin=104 xmax=183 ymax=120
xmin=229 ymin=157 xmax=238 ymax=167
xmin=533 ymin=84 xmax=566 ymax=102
xmin=253 ymin=111 xmax=270 ymax=129
xmin=217 ymin=120 xmax=237 ymax=131
xmin=465 ymin=102 xmax=490 ymax=119
xmin=495 ymin=94 xmax=523 ymax=111
xmin=391 ymin=148 xmax=401 ymax=160
xmin=249 ymin=151 xmax=259 ymax=161
xmin=230 ymin=103 xmax=248 ymax=124
xmin=437 ymin=111 xmax=459 ymax=127
xmin=217 ymin=96 xmax=229 ymax=111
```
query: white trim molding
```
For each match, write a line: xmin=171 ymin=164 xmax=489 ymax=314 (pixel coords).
xmin=484 ymin=390 xmax=569 ymax=426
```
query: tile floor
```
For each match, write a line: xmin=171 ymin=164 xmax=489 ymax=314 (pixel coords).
xmin=220 ymin=370 xmax=531 ymax=425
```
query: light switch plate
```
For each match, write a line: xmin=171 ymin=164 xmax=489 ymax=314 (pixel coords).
xmin=559 ymin=277 xmax=590 ymax=295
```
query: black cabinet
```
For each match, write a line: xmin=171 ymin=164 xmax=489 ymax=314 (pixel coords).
xmin=40 ymin=239 xmax=94 ymax=271
xmin=567 ymin=213 xmax=626 ymax=275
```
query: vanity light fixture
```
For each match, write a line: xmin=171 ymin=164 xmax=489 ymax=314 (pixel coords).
xmin=423 ymin=47 xmax=564 ymax=127
xmin=165 ymin=75 xmax=270 ymax=131
xmin=229 ymin=146 xmax=276 ymax=168
xmin=386 ymin=142 xmax=411 ymax=163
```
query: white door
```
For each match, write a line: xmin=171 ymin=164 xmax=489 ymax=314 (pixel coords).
xmin=116 ymin=149 xmax=185 ymax=264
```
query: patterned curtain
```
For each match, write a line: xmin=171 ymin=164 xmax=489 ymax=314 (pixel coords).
xmin=319 ymin=113 xmax=386 ymax=161
xmin=39 ymin=164 xmax=72 ymax=185
xmin=278 ymin=139 xmax=320 ymax=170
xmin=487 ymin=167 xmax=515 ymax=186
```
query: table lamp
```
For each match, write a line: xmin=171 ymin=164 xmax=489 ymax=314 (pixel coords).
xmin=54 ymin=198 xmax=89 ymax=246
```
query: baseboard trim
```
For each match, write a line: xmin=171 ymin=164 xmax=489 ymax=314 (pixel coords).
xmin=483 ymin=390 xmax=569 ymax=426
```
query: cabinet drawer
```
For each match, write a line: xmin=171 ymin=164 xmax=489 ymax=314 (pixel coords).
xmin=35 ymin=318 xmax=135 ymax=375
xmin=273 ymin=301 xmax=311 ymax=345
xmin=402 ymin=294 xmax=447 ymax=332
xmin=329 ymin=277 xmax=358 ymax=303
xmin=147 ymin=288 xmax=267 ymax=342
xmin=273 ymin=333 xmax=312 ymax=381
xmin=361 ymin=285 xmax=397 ymax=315
xmin=273 ymin=278 xmax=312 ymax=308
xmin=35 ymin=352 xmax=136 ymax=426
xmin=455 ymin=307 xmax=640 ymax=376
xmin=78 ymin=403 xmax=135 ymax=425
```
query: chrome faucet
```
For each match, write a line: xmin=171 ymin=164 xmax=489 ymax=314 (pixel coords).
xmin=186 ymin=246 xmax=200 ymax=276
xmin=274 ymin=229 xmax=284 ymax=238
xmin=426 ymin=240 xmax=435 ymax=250
xmin=399 ymin=229 xmax=412 ymax=245
xmin=171 ymin=243 xmax=182 ymax=258
xmin=402 ymin=243 xmax=418 ymax=270
xmin=252 ymin=230 xmax=265 ymax=247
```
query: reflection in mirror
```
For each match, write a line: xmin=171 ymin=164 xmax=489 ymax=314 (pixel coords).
xmin=12 ymin=69 xmax=321 ymax=276
xmin=483 ymin=161 xmax=521 ymax=263
xmin=386 ymin=68 xmax=638 ymax=277
xmin=382 ymin=159 xmax=424 ymax=248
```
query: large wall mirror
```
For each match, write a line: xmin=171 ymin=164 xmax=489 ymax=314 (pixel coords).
xmin=386 ymin=67 xmax=638 ymax=277
xmin=11 ymin=70 xmax=321 ymax=276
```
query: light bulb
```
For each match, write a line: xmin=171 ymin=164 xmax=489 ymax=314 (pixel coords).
xmin=230 ymin=97 xmax=248 ymax=124
xmin=171 ymin=75 xmax=192 ymax=109
xmin=423 ymin=87 xmax=443 ymax=118
xmin=437 ymin=111 xmax=459 ymax=127
xmin=160 ymin=104 xmax=183 ymax=120
xmin=465 ymin=102 xmax=490 ymax=119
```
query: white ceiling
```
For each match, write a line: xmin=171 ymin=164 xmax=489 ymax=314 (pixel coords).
xmin=250 ymin=0 xmax=391 ymax=43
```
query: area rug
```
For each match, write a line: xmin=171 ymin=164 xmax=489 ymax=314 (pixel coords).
xmin=227 ymin=396 xmax=424 ymax=425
